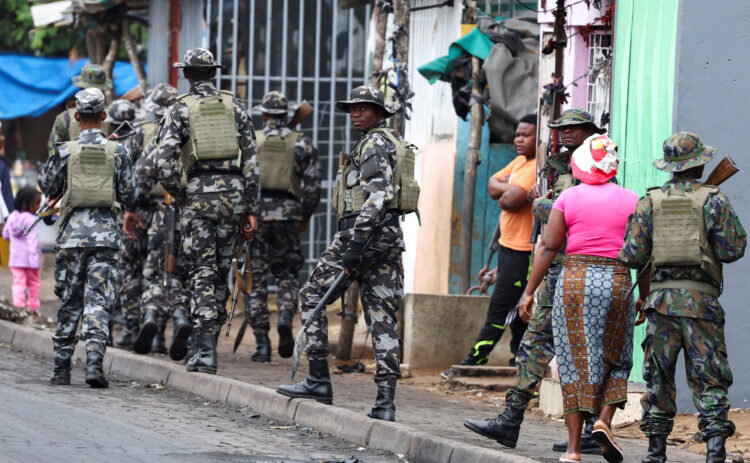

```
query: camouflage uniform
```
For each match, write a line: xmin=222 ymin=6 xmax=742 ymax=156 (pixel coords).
xmin=47 ymin=64 xmax=113 ymax=152
xmin=155 ymin=49 xmax=259 ymax=337
xmin=40 ymin=88 xmax=137 ymax=383
xmin=244 ymin=91 xmax=321 ymax=337
xmin=618 ymin=133 xmax=746 ymax=442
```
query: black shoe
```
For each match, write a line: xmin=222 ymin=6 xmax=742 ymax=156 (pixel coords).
xmin=85 ymin=351 xmax=109 ymax=388
xmin=276 ymin=358 xmax=333 ymax=404
xmin=552 ymin=415 xmax=603 ymax=455
xmin=50 ymin=355 xmax=71 ymax=385
xmin=705 ymin=434 xmax=727 ymax=463
xmin=134 ymin=309 xmax=158 ymax=355
xmin=251 ymin=331 xmax=271 ymax=362
xmin=185 ymin=333 xmax=218 ymax=374
xmin=277 ymin=310 xmax=294 ymax=358
xmin=169 ymin=309 xmax=193 ymax=361
xmin=464 ymin=404 xmax=524 ymax=448
xmin=116 ymin=317 xmax=139 ymax=349
xmin=184 ymin=332 xmax=198 ymax=364
xmin=367 ymin=386 xmax=396 ymax=421
xmin=641 ymin=434 xmax=667 ymax=463
xmin=151 ymin=321 xmax=168 ymax=354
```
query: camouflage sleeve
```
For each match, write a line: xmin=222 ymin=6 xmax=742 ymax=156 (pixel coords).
xmin=297 ymin=135 xmax=321 ymax=220
xmin=126 ymin=128 xmax=145 ymax=164
xmin=234 ymin=99 xmax=260 ymax=216
xmin=134 ymin=140 xmax=158 ymax=204
xmin=351 ymin=132 xmax=395 ymax=244
xmin=47 ymin=112 xmax=69 ymax=154
xmin=532 ymin=198 xmax=554 ymax=221
xmin=617 ymin=196 xmax=652 ymax=268
xmin=38 ymin=143 xmax=68 ymax=197
xmin=154 ymin=103 xmax=188 ymax=201
xmin=706 ymin=192 xmax=747 ymax=263
xmin=114 ymin=144 xmax=138 ymax=209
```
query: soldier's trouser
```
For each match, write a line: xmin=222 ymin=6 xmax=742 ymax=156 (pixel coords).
xmin=243 ymin=220 xmax=304 ymax=333
xmin=118 ymin=227 xmax=149 ymax=322
xmin=640 ymin=310 xmax=735 ymax=439
xmin=140 ymin=207 xmax=189 ymax=322
xmin=53 ymin=247 xmax=118 ymax=358
xmin=300 ymin=228 xmax=403 ymax=388
xmin=467 ymin=246 xmax=530 ymax=365
xmin=182 ymin=214 xmax=243 ymax=336
xmin=505 ymin=264 xmax=560 ymax=410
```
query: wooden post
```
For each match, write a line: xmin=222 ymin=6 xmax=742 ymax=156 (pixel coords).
xmin=122 ymin=19 xmax=148 ymax=93
xmin=101 ymin=28 xmax=121 ymax=103
xmin=370 ymin=3 xmax=389 ymax=87
xmin=552 ymin=0 xmax=566 ymax=120
xmin=390 ymin=0 xmax=410 ymax=136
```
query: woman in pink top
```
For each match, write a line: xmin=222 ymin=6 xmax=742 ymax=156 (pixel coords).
xmin=517 ymin=135 xmax=642 ymax=463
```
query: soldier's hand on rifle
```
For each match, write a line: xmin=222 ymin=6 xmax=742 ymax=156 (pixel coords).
xmin=516 ymin=292 xmax=534 ymax=324
xmin=343 ymin=240 xmax=364 ymax=276
xmin=634 ymin=297 xmax=646 ymax=326
xmin=528 ymin=184 xmax=553 ymax=203
xmin=123 ymin=210 xmax=145 ymax=239
xmin=243 ymin=214 xmax=257 ymax=242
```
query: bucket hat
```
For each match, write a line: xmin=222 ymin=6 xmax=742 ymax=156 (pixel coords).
xmin=253 ymin=91 xmax=289 ymax=115
xmin=173 ymin=47 xmax=225 ymax=70
xmin=75 ymin=88 xmax=106 ymax=115
xmin=336 ymin=86 xmax=394 ymax=118
xmin=143 ymin=83 xmax=178 ymax=120
xmin=653 ymin=132 xmax=717 ymax=172
xmin=105 ymin=99 xmax=136 ymax=124
xmin=72 ymin=64 xmax=113 ymax=90
xmin=571 ymin=134 xmax=619 ymax=184
xmin=548 ymin=109 xmax=606 ymax=134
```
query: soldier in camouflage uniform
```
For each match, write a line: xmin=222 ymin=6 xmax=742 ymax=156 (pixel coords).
xmin=47 ymin=64 xmax=113 ymax=152
xmin=277 ymin=86 xmax=405 ymax=422
xmin=242 ymin=90 xmax=321 ymax=362
xmin=465 ymin=109 xmax=605 ymax=453
xmin=155 ymin=48 xmax=259 ymax=374
xmin=618 ymin=132 xmax=746 ymax=463
xmin=40 ymin=88 xmax=137 ymax=388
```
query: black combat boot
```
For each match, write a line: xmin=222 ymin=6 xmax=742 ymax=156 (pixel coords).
xmin=641 ymin=435 xmax=667 ymax=463
xmin=276 ymin=358 xmax=333 ymax=404
xmin=277 ymin=309 xmax=294 ymax=358
xmin=464 ymin=404 xmax=525 ymax=448
xmin=116 ymin=317 xmax=139 ymax=349
xmin=133 ymin=309 xmax=158 ymax=355
xmin=85 ymin=351 xmax=109 ymax=388
xmin=151 ymin=321 xmax=168 ymax=354
xmin=553 ymin=414 xmax=603 ymax=455
xmin=169 ymin=308 xmax=193 ymax=361
xmin=367 ymin=386 xmax=396 ymax=421
xmin=185 ymin=333 xmax=218 ymax=374
xmin=184 ymin=332 xmax=198 ymax=364
xmin=50 ymin=353 xmax=72 ymax=385
xmin=251 ymin=331 xmax=271 ymax=362
xmin=705 ymin=435 xmax=727 ymax=463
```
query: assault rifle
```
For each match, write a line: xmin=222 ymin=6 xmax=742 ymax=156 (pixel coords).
xmin=226 ymin=224 xmax=253 ymax=338
xmin=288 ymin=101 xmax=313 ymax=128
xmin=23 ymin=120 xmax=138 ymax=236
xmin=163 ymin=193 xmax=176 ymax=293
xmin=530 ymin=129 xmax=559 ymax=244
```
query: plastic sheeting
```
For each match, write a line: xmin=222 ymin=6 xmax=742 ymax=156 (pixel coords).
xmin=417 ymin=27 xmax=495 ymax=84
xmin=0 ymin=54 xmax=141 ymax=119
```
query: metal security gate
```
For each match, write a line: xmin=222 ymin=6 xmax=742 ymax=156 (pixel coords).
xmin=204 ymin=0 xmax=372 ymax=276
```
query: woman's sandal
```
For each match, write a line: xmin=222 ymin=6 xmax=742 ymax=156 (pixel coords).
xmin=559 ymin=452 xmax=581 ymax=463
xmin=592 ymin=420 xmax=624 ymax=463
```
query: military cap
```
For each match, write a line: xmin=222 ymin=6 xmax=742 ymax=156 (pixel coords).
xmin=253 ymin=90 xmax=289 ymax=115
xmin=336 ymin=85 xmax=394 ymax=118
xmin=548 ymin=109 xmax=606 ymax=134
xmin=173 ymin=47 xmax=225 ymax=70
xmin=654 ymin=132 xmax=717 ymax=172
xmin=143 ymin=83 xmax=178 ymax=119
xmin=75 ymin=88 xmax=106 ymax=114
xmin=105 ymin=99 xmax=136 ymax=124
xmin=72 ymin=64 xmax=113 ymax=90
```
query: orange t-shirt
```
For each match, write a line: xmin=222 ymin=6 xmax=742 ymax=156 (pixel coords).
xmin=493 ymin=155 xmax=536 ymax=252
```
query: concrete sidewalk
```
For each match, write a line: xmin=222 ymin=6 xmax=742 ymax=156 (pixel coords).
xmin=0 ymin=319 xmax=705 ymax=463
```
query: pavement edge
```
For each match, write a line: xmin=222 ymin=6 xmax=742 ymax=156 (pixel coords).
xmin=0 ymin=320 xmax=539 ymax=463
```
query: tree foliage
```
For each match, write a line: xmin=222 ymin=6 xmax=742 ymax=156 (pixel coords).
xmin=0 ymin=0 xmax=84 ymax=56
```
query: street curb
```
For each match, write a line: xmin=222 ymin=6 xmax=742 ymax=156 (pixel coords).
xmin=0 ymin=320 xmax=539 ymax=463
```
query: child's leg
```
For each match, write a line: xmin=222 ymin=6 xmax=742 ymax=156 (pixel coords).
xmin=26 ymin=268 xmax=41 ymax=312
xmin=10 ymin=267 xmax=27 ymax=308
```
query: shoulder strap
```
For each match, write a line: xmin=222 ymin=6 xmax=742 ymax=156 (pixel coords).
xmin=255 ymin=132 xmax=266 ymax=150
xmin=104 ymin=140 xmax=118 ymax=158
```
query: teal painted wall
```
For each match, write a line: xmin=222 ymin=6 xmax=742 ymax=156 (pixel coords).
xmin=449 ymin=116 xmax=517 ymax=294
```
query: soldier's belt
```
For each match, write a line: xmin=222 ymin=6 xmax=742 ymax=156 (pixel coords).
xmin=338 ymin=213 xmax=399 ymax=232
xmin=187 ymin=168 xmax=242 ymax=180
xmin=649 ymin=279 xmax=719 ymax=297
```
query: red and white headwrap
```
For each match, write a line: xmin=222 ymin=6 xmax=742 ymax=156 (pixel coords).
xmin=571 ymin=134 xmax=619 ymax=185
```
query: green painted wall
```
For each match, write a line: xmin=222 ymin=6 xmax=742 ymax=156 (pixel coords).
xmin=611 ymin=0 xmax=679 ymax=382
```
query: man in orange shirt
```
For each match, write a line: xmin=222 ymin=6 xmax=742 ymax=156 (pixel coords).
xmin=443 ymin=114 xmax=537 ymax=377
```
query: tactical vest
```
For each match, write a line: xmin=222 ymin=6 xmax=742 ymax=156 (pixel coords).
xmin=59 ymin=141 xmax=117 ymax=225
xmin=256 ymin=131 xmax=302 ymax=199
xmin=178 ymin=91 xmax=240 ymax=174
xmin=553 ymin=173 xmax=575 ymax=196
xmin=140 ymin=121 xmax=167 ymax=197
xmin=66 ymin=108 xmax=112 ymax=141
xmin=333 ymin=128 xmax=420 ymax=219
xmin=648 ymin=185 xmax=722 ymax=296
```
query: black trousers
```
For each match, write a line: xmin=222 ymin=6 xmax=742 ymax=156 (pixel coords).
xmin=466 ymin=245 xmax=530 ymax=365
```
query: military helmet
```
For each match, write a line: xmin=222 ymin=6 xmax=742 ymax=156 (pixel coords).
xmin=653 ymin=132 xmax=717 ymax=172
xmin=72 ymin=64 xmax=113 ymax=90
xmin=253 ymin=90 xmax=289 ymax=115
xmin=548 ymin=109 xmax=606 ymax=134
xmin=75 ymin=88 xmax=106 ymax=114
xmin=336 ymin=86 xmax=394 ymax=118
xmin=105 ymin=99 xmax=136 ymax=124
xmin=173 ymin=47 xmax=225 ymax=70
xmin=143 ymin=83 xmax=178 ymax=120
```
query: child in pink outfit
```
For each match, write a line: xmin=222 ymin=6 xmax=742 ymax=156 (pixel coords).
xmin=3 ymin=187 xmax=42 ymax=312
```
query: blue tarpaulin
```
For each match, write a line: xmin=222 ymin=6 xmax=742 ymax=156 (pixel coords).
xmin=0 ymin=54 xmax=141 ymax=119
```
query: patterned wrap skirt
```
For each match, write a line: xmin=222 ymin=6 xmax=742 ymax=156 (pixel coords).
xmin=552 ymin=254 xmax=636 ymax=416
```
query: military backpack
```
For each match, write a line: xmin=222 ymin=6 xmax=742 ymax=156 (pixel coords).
xmin=178 ymin=91 xmax=240 ymax=174
xmin=59 ymin=140 xmax=118 ymax=225
xmin=139 ymin=120 xmax=168 ymax=198
xmin=256 ymin=131 xmax=302 ymax=199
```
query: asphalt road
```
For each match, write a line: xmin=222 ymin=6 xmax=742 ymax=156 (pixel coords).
xmin=0 ymin=346 xmax=399 ymax=463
